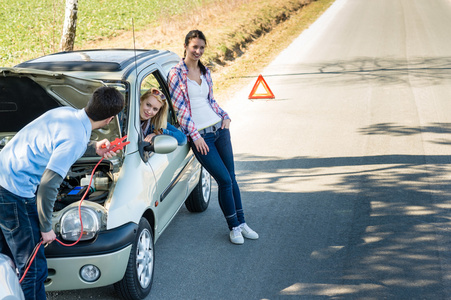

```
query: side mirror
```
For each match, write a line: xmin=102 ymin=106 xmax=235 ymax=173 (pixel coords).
xmin=139 ymin=135 xmax=178 ymax=162
xmin=148 ymin=135 xmax=178 ymax=154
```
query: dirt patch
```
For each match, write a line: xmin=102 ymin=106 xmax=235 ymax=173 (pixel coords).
xmin=80 ymin=0 xmax=334 ymax=102
xmin=80 ymin=0 xmax=314 ymax=68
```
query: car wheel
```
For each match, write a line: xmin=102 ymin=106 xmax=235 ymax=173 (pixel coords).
xmin=114 ymin=217 xmax=154 ymax=300
xmin=185 ymin=166 xmax=211 ymax=212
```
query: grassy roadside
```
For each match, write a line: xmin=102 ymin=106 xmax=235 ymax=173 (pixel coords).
xmin=79 ymin=0 xmax=320 ymax=65
xmin=1 ymin=0 xmax=335 ymax=102
xmin=212 ymin=0 xmax=335 ymax=100
xmin=78 ymin=0 xmax=335 ymax=101
xmin=0 ymin=0 xmax=217 ymax=66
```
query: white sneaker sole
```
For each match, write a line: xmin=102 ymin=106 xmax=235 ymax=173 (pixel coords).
xmin=242 ymin=231 xmax=259 ymax=239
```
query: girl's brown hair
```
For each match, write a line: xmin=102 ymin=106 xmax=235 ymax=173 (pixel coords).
xmin=184 ymin=29 xmax=207 ymax=75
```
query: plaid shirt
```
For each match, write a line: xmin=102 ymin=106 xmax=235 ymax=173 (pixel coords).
xmin=168 ymin=59 xmax=229 ymax=141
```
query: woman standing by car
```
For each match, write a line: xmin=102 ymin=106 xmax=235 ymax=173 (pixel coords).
xmin=140 ymin=87 xmax=186 ymax=146
xmin=168 ymin=29 xmax=258 ymax=244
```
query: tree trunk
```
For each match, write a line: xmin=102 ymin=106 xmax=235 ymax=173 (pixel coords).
xmin=60 ymin=0 xmax=78 ymax=52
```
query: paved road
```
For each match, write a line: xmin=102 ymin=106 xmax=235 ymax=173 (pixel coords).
xmin=48 ymin=0 xmax=451 ymax=299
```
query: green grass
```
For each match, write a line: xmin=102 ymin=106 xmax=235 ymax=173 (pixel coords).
xmin=0 ymin=0 xmax=214 ymax=67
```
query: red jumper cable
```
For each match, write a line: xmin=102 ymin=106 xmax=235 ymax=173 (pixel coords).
xmin=19 ymin=136 xmax=129 ymax=284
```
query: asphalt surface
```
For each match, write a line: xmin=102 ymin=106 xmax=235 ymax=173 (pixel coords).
xmin=48 ymin=0 xmax=451 ymax=299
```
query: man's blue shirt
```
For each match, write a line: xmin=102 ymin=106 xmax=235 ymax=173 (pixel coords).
xmin=0 ymin=107 xmax=91 ymax=198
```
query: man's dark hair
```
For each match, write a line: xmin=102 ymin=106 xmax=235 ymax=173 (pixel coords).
xmin=85 ymin=86 xmax=124 ymax=121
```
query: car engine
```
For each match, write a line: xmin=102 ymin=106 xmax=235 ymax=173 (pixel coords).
xmin=55 ymin=162 xmax=112 ymax=211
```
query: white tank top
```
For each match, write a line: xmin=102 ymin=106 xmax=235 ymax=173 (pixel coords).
xmin=187 ymin=75 xmax=221 ymax=130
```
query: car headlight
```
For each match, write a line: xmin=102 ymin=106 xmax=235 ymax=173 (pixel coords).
xmin=60 ymin=207 xmax=100 ymax=241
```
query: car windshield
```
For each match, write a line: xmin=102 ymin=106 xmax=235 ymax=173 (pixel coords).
xmin=104 ymin=81 xmax=129 ymax=137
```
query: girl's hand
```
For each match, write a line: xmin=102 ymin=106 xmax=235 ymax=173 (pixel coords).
xmin=144 ymin=133 xmax=156 ymax=143
xmin=222 ymin=119 xmax=231 ymax=129
xmin=194 ymin=137 xmax=209 ymax=155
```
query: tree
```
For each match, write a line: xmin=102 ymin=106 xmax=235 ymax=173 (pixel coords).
xmin=60 ymin=0 xmax=78 ymax=51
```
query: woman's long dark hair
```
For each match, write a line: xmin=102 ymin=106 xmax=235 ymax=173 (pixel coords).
xmin=184 ymin=30 xmax=207 ymax=75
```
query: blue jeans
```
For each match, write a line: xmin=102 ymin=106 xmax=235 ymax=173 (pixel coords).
xmin=0 ymin=186 xmax=47 ymax=300
xmin=191 ymin=128 xmax=245 ymax=230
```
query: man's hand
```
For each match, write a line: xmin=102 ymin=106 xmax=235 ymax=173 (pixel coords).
xmin=95 ymin=139 xmax=120 ymax=158
xmin=41 ymin=230 xmax=56 ymax=244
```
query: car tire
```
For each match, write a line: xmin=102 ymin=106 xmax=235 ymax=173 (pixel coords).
xmin=114 ymin=217 xmax=154 ymax=300
xmin=185 ymin=166 xmax=211 ymax=212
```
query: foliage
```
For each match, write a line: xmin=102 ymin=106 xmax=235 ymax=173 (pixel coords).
xmin=0 ymin=0 xmax=213 ymax=66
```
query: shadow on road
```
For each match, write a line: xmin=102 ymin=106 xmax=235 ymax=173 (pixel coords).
xmin=233 ymin=152 xmax=451 ymax=299
xmin=265 ymin=56 xmax=451 ymax=87
xmin=359 ymin=122 xmax=451 ymax=145
xmin=47 ymin=152 xmax=451 ymax=299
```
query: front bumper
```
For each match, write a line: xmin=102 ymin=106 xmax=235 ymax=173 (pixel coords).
xmin=44 ymin=222 xmax=137 ymax=291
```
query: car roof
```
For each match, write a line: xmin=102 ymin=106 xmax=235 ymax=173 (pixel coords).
xmin=15 ymin=49 xmax=164 ymax=72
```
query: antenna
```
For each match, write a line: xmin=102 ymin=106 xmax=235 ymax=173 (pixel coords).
xmin=132 ymin=18 xmax=139 ymax=77
xmin=133 ymin=18 xmax=148 ymax=162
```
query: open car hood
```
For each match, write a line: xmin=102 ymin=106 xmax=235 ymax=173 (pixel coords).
xmin=0 ymin=68 xmax=122 ymax=156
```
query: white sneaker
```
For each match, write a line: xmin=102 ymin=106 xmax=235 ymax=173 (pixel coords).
xmin=230 ymin=226 xmax=244 ymax=244
xmin=239 ymin=223 xmax=259 ymax=239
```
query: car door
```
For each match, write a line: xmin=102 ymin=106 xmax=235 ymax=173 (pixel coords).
xmin=137 ymin=68 xmax=193 ymax=235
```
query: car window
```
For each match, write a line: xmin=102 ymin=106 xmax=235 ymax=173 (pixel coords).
xmin=140 ymin=72 xmax=176 ymax=125
xmin=141 ymin=75 xmax=160 ymax=96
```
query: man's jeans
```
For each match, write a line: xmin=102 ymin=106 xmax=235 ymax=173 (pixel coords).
xmin=191 ymin=128 xmax=245 ymax=230
xmin=0 ymin=186 xmax=47 ymax=300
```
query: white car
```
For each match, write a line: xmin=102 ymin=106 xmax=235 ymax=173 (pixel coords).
xmin=0 ymin=49 xmax=212 ymax=299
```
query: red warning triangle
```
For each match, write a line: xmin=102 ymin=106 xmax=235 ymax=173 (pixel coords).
xmin=248 ymin=74 xmax=275 ymax=99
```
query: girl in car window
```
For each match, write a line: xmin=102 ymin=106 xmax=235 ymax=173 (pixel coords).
xmin=140 ymin=88 xmax=186 ymax=146
xmin=168 ymin=30 xmax=258 ymax=245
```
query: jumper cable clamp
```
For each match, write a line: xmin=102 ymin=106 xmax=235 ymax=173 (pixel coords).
xmin=102 ymin=135 xmax=130 ymax=152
